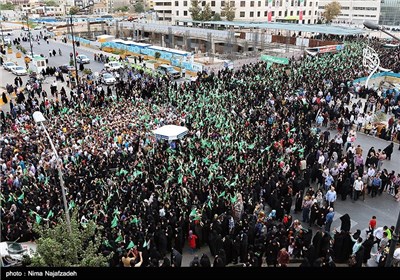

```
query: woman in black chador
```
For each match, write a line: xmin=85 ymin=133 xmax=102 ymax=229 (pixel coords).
xmin=2 ymin=92 xmax=7 ymax=104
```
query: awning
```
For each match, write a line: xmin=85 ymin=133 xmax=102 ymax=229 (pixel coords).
xmin=152 ymin=125 xmax=189 ymax=141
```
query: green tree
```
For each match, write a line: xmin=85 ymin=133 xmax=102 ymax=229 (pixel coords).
xmin=154 ymin=51 xmax=161 ymax=60
xmin=189 ymin=0 xmax=202 ymax=21
xmin=114 ymin=6 xmax=129 ymax=12
xmin=222 ymin=1 xmax=236 ymax=21
xmin=212 ymin=13 xmax=222 ymax=21
xmin=29 ymin=211 xmax=112 ymax=267
xmin=200 ymin=3 xmax=213 ymax=21
xmin=134 ymin=0 xmax=145 ymax=13
xmin=69 ymin=6 xmax=81 ymax=15
xmin=322 ymin=1 xmax=341 ymax=23
xmin=44 ymin=0 xmax=59 ymax=6
xmin=0 ymin=3 xmax=15 ymax=10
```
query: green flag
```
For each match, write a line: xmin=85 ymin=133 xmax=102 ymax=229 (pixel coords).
xmin=230 ymin=195 xmax=237 ymax=204
xmin=111 ymin=216 xmax=118 ymax=228
xmin=126 ymin=241 xmax=135 ymax=250
xmin=218 ymin=191 xmax=226 ymax=198
xmin=143 ymin=240 xmax=148 ymax=248
xmin=36 ymin=214 xmax=42 ymax=224
xmin=115 ymin=235 xmax=123 ymax=243
xmin=104 ymin=240 xmax=113 ymax=248
xmin=68 ymin=200 xmax=75 ymax=210
xmin=130 ymin=217 xmax=139 ymax=225
xmin=189 ymin=208 xmax=197 ymax=217
xmin=7 ymin=195 xmax=14 ymax=202
xmin=46 ymin=210 xmax=54 ymax=220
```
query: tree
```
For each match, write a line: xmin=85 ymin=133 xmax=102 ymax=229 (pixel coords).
xmin=222 ymin=1 xmax=236 ymax=21
xmin=134 ymin=0 xmax=145 ymax=13
xmin=114 ymin=6 xmax=129 ymax=12
xmin=29 ymin=211 xmax=112 ymax=267
xmin=0 ymin=3 xmax=15 ymax=10
xmin=155 ymin=51 xmax=161 ymax=60
xmin=200 ymin=3 xmax=213 ymax=21
xmin=69 ymin=6 xmax=81 ymax=15
xmin=44 ymin=0 xmax=59 ymax=7
xmin=212 ymin=13 xmax=222 ymax=21
xmin=189 ymin=0 xmax=202 ymax=21
xmin=322 ymin=1 xmax=341 ymax=23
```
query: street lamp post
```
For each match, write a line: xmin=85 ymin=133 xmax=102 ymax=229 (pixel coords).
xmin=69 ymin=14 xmax=79 ymax=87
xmin=363 ymin=21 xmax=400 ymax=42
xmin=0 ymin=12 xmax=5 ymax=47
xmin=69 ymin=1 xmax=94 ymax=88
xmin=25 ymin=12 xmax=34 ymax=59
xmin=363 ymin=20 xmax=400 ymax=267
xmin=33 ymin=111 xmax=72 ymax=235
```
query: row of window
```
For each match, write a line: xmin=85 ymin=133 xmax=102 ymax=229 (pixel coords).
xmin=172 ymin=0 xmax=314 ymax=8
xmin=353 ymin=7 xmax=378 ymax=10
xmin=174 ymin=9 xmax=318 ymax=17
xmin=339 ymin=14 xmax=377 ymax=18
xmin=239 ymin=9 xmax=317 ymax=17
xmin=319 ymin=6 xmax=378 ymax=11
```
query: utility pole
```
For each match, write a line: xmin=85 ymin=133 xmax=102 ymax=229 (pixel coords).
xmin=26 ymin=12 xmax=34 ymax=57
xmin=0 ymin=11 xmax=5 ymax=47
xmin=70 ymin=13 xmax=79 ymax=87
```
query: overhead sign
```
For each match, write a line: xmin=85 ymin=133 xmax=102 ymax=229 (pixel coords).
xmin=260 ymin=55 xmax=289 ymax=65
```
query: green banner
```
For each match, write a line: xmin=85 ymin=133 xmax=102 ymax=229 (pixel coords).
xmin=260 ymin=55 xmax=289 ymax=65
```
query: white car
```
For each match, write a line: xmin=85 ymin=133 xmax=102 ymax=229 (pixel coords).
xmin=11 ymin=66 xmax=28 ymax=76
xmin=101 ymin=72 xmax=116 ymax=85
xmin=76 ymin=54 xmax=90 ymax=64
xmin=3 ymin=61 xmax=16 ymax=71
xmin=3 ymin=37 xmax=11 ymax=45
xmin=104 ymin=61 xmax=123 ymax=71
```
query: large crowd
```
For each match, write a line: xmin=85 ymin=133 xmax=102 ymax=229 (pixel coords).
xmin=1 ymin=37 xmax=400 ymax=267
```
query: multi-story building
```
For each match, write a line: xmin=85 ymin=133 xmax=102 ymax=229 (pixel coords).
xmin=145 ymin=0 xmax=154 ymax=9
xmin=379 ymin=0 xmax=400 ymax=26
xmin=153 ymin=0 xmax=320 ymax=23
xmin=317 ymin=0 xmax=381 ymax=24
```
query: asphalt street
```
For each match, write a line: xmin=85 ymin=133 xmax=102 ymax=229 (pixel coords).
xmin=5 ymin=28 xmax=105 ymax=74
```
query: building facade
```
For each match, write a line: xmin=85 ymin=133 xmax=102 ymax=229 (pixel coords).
xmin=317 ymin=0 xmax=381 ymax=24
xmin=153 ymin=0 xmax=320 ymax=24
xmin=379 ymin=0 xmax=400 ymax=26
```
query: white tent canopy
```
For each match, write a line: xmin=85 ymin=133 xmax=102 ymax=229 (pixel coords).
xmin=152 ymin=125 xmax=189 ymax=141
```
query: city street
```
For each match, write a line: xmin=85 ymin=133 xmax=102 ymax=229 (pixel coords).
xmin=5 ymin=28 xmax=105 ymax=74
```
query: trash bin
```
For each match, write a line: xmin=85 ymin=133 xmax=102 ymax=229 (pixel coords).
xmin=16 ymin=52 xmax=22 ymax=58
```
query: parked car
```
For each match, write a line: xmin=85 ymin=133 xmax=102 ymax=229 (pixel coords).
xmin=0 ymin=242 xmax=36 ymax=267
xmin=3 ymin=37 xmax=11 ymax=45
xmin=104 ymin=61 xmax=123 ymax=71
xmin=100 ymin=72 xmax=116 ymax=85
xmin=3 ymin=61 xmax=16 ymax=71
xmin=11 ymin=65 xmax=28 ymax=76
xmin=58 ymin=64 xmax=76 ymax=73
xmin=156 ymin=64 xmax=181 ymax=79
xmin=76 ymin=54 xmax=90 ymax=64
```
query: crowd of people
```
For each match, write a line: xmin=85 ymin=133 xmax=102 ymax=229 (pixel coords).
xmin=1 ymin=37 xmax=400 ymax=267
